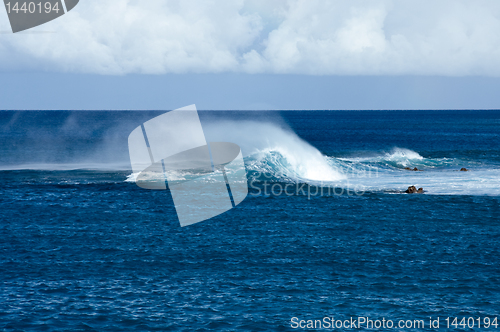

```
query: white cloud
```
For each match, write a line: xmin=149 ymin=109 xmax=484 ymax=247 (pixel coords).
xmin=1 ymin=0 xmax=500 ymax=75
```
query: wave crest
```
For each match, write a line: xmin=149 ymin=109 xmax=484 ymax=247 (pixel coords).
xmin=202 ymin=119 xmax=346 ymax=183
xmin=339 ymin=147 xmax=454 ymax=169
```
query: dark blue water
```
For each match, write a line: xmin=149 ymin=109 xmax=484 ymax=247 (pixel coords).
xmin=1 ymin=111 xmax=500 ymax=331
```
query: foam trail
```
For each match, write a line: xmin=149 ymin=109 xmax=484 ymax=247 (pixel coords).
xmin=339 ymin=168 xmax=500 ymax=196
xmin=331 ymin=148 xmax=500 ymax=196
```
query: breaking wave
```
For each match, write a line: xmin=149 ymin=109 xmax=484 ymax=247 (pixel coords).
xmin=127 ymin=120 xmax=347 ymax=184
xmin=123 ymin=119 xmax=500 ymax=195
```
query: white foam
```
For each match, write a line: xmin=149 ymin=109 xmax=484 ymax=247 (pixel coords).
xmin=337 ymin=168 xmax=500 ymax=196
xmin=339 ymin=147 xmax=424 ymax=165
xmin=386 ymin=147 xmax=423 ymax=160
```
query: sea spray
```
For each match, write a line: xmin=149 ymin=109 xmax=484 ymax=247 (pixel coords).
xmin=202 ymin=120 xmax=346 ymax=182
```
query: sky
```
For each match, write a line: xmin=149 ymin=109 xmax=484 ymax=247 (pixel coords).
xmin=1 ymin=0 xmax=500 ymax=110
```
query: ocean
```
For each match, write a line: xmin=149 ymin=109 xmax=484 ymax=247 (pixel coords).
xmin=1 ymin=110 xmax=500 ymax=331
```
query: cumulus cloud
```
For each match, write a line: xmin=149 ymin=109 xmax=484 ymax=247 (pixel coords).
xmin=1 ymin=0 xmax=500 ymax=75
